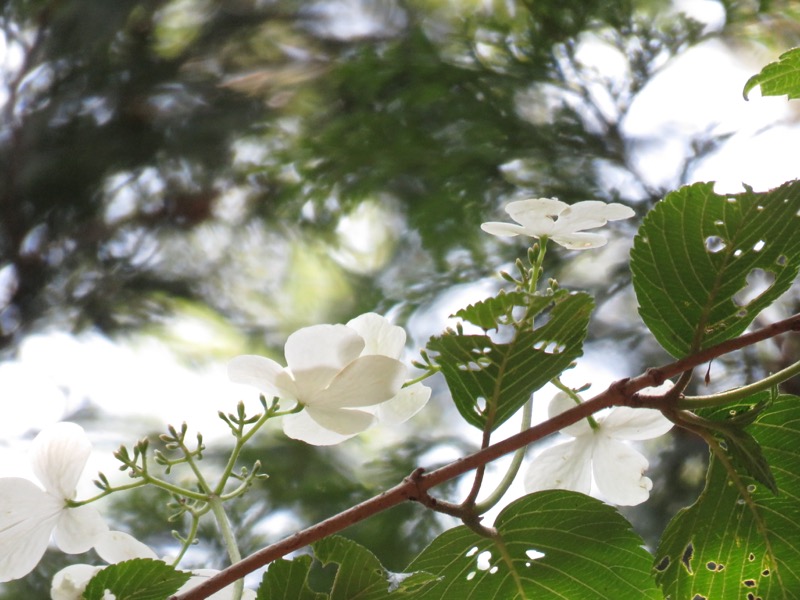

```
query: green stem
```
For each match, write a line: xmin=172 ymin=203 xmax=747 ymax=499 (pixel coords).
xmin=69 ymin=475 xmax=208 ymax=506
xmin=172 ymin=512 xmax=202 ymax=567
xmin=215 ymin=409 xmax=273 ymax=496
xmin=176 ymin=439 xmax=213 ymax=496
xmin=552 ymin=378 xmax=599 ymax=430
xmin=403 ymin=367 xmax=440 ymax=388
xmin=474 ymin=397 xmax=533 ymax=514
xmin=209 ymin=496 xmax=244 ymax=600
xmin=67 ymin=479 xmax=148 ymax=506
xmin=677 ymin=358 xmax=800 ymax=409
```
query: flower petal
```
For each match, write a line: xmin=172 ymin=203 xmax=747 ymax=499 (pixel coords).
xmin=31 ymin=422 xmax=91 ymax=499
xmin=285 ymin=324 xmax=365 ymax=399
xmin=311 ymin=355 xmax=406 ymax=408
xmin=556 ymin=201 xmax=635 ymax=231
xmin=551 ymin=232 xmax=608 ymax=250
xmin=284 ymin=324 xmax=364 ymax=373
xmin=94 ymin=530 xmax=158 ymax=563
xmin=302 ymin=406 xmax=377 ymax=437
xmin=552 ymin=201 xmax=615 ymax=232
xmin=548 ymin=393 xmax=593 ymax=437
xmin=285 ymin=408 xmax=375 ymax=443
xmin=592 ymin=436 xmax=652 ymax=506
xmin=597 ymin=202 xmax=636 ymax=221
xmin=603 ymin=407 xmax=673 ymax=441
xmin=374 ymin=382 xmax=431 ymax=424
xmin=505 ymin=199 xmax=565 ymax=235
xmin=228 ymin=355 xmax=295 ymax=400
xmin=346 ymin=313 xmax=406 ymax=359
xmin=524 ymin=438 xmax=593 ymax=495
xmin=54 ymin=504 xmax=108 ymax=554
xmin=0 ymin=478 xmax=61 ymax=582
xmin=480 ymin=222 xmax=529 ymax=237
xmin=51 ymin=564 xmax=102 ymax=600
xmin=505 ymin=198 xmax=567 ymax=220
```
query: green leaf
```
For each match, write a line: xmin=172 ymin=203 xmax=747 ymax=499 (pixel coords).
xmin=428 ymin=290 xmax=593 ymax=430
xmin=257 ymin=555 xmax=327 ymax=600
xmin=405 ymin=491 xmax=661 ymax=599
xmin=698 ymin=394 xmax=777 ymax=494
xmin=743 ymin=47 xmax=800 ymax=100
xmin=83 ymin=559 xmax=191 ymax=600
xmin=311 ymin=535 xmax=435 ymax=599
xmin=630 ymin=180 xmax=800 ymax=357
xmin=452 ymin=290 xmax=529 ymax=331
xmin=655 ymin=394 xmax=800 ymax=598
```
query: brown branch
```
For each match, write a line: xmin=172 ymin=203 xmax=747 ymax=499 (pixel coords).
xmin=173 ymin=311 xmax=800 ymax=600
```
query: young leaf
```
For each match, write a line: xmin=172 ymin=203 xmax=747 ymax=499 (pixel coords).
xmin=257 ymin=555 xmax=326 ymax=600
xmin=82 ymin=558 xmax=190 ymax=600
xmin=428 ymin=291 xmax=593 ymax=430
xmin=743 ymin=47 xmax=800 ymax=100
xmin=405 ymin=491 xmax=661 ymax=599
xmin=655 ymin=394 xmax=800 ymax=598
xmin=631 ymin=180 xmax=800 ymax=357
xmin=452 ymin=290 xmax=529 ymax=331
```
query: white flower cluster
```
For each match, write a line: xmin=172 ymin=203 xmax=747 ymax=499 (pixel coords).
xmin=481 ymin=197 xmax=635 ymax=249
xmin=525 ymin=393 xmax=673 ymax=506
xmin=0 ymin=312 xmax=429 ymax=593
xmin=229 ymin=312 xmax=431 ymax=445
xmin=0 ymin=423 xmax=253 ymax=598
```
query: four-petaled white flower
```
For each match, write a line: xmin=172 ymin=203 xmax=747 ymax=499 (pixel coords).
xmin=0 ymin=422 xmax=108 ymax=582
xmin=51 ymin=531 xmax=256 ymax=600
xmin=525 ymin=393 xmax=673 ymax=506
xmin=481 ymin=197 xmax=635 ymax=249
xmin=229 ymin=312 xmax=430 ymax=445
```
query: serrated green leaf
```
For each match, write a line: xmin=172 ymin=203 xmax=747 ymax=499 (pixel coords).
xmin=452 ymin=290 xmax=529 ymax=330
xmin=630 ymin=180 xmax=800 ymax=357
xmin=655 ymin=394 xmax=800 ymax=598
xmin=428 ymin=291 xmax=593 ymax=430
xmin=743 ymin=47 xmax=800 ymax=100
xmin=257 ymin=555 xmax=326 ymax=600
xmin=83 ymin=559 xmax=190 ymax=600
xmin=312 ymin=535 xmax=435 ymax=599
xmin=405 ymin=491 xmax=661 ymax=599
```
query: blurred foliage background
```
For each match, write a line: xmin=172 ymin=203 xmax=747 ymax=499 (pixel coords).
xmin=2 ymin=0 xmax=800 ymax=596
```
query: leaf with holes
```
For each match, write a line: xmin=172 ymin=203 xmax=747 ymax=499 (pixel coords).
xmin=654 ymin=394 xmax=800 ymax=599
xmin=744 ymin=47 xmax=800 ymax=100
xmin=452 ymin=290 xmax=529 ymax=331
xmin=404 ymin=491 xmax=661 ymax=599
xmin=630 ymin=180 xmax=800 ymax=358
xmin=428 ymin=291 xmax=593 ymax=430
xmin=83 ymin=559 xmax=190 ymax=600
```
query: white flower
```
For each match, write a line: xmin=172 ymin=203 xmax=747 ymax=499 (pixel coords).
xmin=524 ymin=394 xmax=673 ymax=506
xmin=51 ymin=531 xmax=256 ymax=600
xmin=229 ymin=313 xmax=429 ymax=445
xmin=481 ymin=197 xmax=635 ymax=249
xmin=0 ymin=422 xmax=108 ymax=582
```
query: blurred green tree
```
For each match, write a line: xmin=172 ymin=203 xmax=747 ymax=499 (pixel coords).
xmin=2 ymin=0 xmax=799 ymax=597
